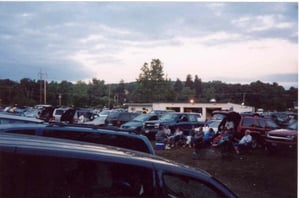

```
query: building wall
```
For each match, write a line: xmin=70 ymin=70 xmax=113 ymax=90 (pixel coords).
xmin=126 ymin=102 xmax=254 ymax=120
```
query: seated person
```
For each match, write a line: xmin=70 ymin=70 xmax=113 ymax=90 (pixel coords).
xmin=211 ymin=128 xmax=230 ymax=147
xmin=184 ymin=126 xmax=196 ymax=148
xmin=233 ymin=130 xmax=252 ymax=154
xmin=203 ymin=128 xmax=216 ymax=146
xmin=155 ymin=126 xmax=168 ymax=145
xmin=169 ymin=127 xmax=184 ymax=147
xmin=191 ymin=127 xmax=204 ymax=148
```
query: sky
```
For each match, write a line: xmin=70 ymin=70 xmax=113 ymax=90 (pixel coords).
xmin=0 ymin=2 xmax=298 ymax=89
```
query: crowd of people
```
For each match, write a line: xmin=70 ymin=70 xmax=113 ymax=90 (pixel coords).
xmin=155 ymin=124 xmax=252 ymax=156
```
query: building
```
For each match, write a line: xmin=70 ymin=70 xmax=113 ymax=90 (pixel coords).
xmin=125 ymin=102 xmax=254 ymax=121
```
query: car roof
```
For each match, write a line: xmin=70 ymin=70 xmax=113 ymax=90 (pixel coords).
xmin=0 ymin=113 xmax=44 ymax=123
xmin=0 ymin=123 xmax=155 ymax=154
xmin=0 ymin=132 xmax=210 ymax=177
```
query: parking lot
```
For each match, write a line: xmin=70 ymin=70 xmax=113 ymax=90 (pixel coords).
xmin=156 ymin=147 xmax=297 ymax=198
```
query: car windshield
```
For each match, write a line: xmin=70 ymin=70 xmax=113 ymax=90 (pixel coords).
xmin=265 ymin=119 xmax=280 ymax=129
xmin=287 ymin=121 xmax=298 ymax=130
xmin=132 ymin=114 xmax=151 ymax=122
xmin=207 ymin=120 xmax=221 ymax=128
xmin=212 ymin=113 xmax=227 ymax=120
xmin=99 ymin=110 xmax=111 ymax=116
xmin=160 ymin=113 xmax=178 ymax=122
xmin=94 ymin=116 xmax=106 ymax=121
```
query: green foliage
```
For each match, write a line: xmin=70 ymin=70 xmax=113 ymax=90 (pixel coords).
xmin=0 ymin=67 xmax=297 ymax=112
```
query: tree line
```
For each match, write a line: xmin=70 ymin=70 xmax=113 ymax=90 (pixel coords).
xmin=0 ymin=59 xmax=297 ymax=112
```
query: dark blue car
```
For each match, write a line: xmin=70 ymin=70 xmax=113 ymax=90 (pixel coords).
xmin=0 ymin=123 xmax=155 ymax=155
xmin=0 ymin=133 xmax=238 ymax=198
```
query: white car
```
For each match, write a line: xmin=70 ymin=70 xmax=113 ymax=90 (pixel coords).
xmin=84 ymin=116 xmax=107 ymax=126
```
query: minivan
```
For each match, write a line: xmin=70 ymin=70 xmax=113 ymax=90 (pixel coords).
xmin=0 ymin=123 xmax=155 ymax=155
xmin=0 ymin=133 xmax=238 ymax=198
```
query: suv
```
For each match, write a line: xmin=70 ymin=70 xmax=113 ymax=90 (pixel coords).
xmin=236 ymin=116 xmax=280 ymax=148
xmin=0 ymin=123 xmax=155 ymax=155
xmin=0 ymin=133 xmax=238 ymax=198
xmin=50 ymin=107 xmax=69 ymax=122
xmin=143 ymin=112 xmax=204 ymax=139
xmin=210 ymin=111 xmax=280 ymax=148
xmin=265 ymin=121 xmax=297 ymax=153
xmin=105 ymin=111 xmax=140 ymax=127
xmin=120 ymin=113 xmax=160 ymax=133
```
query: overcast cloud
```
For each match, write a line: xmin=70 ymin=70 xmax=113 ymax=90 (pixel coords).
xmin=0 ymin=2 xmax=298 ymax=89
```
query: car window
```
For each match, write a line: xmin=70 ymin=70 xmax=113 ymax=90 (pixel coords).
xmin=189 ymin=114 xmax=199 ymax=122
xmin=265 ymin=119 xmax=280 ymax=129
xmin=149 ymin=115 xmax=159 ymax=121
xmin=0 ymin=152 xmax=155 ymax=197
xmin=160 ymin=113 xmax=178 ymax=122
xmin=3 ymin=129 xmax=36 ymax=135
xmin=54 ymin=109 xmax=65 ymax=115
xmin=212 ymin=113 xmax=226 ymax=120
xmin=256 ymin=119 xmax=266 ymax=128
xmin=42 ymin=130 xmax=153 ymax=154
xmin=163 ymin=173 xmax=223 ymax=198
xmin=0 ymin=118 xmax=38 ymax=124
xmin=241 ymin=118 xmax=254 ymax=127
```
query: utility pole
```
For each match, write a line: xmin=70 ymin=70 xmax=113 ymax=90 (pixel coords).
xmin=38 ymin=69 xmax=47 ymax=104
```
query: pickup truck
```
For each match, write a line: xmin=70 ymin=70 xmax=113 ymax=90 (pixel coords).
xmin=142 ymin=112 xmax=204 ymax=140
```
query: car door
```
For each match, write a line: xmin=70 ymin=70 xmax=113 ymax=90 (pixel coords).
xmin=161 ymin=171 xmax=237 ymax=198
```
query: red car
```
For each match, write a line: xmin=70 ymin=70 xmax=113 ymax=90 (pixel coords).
xmin=236 ymin=116 xmax=280 ymax=148
xmin=265 ymin=121 xmax=297 ymax=153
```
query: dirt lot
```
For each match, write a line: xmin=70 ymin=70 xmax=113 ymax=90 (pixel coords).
xmin=155 ymin=146 xmax=297 ymax=198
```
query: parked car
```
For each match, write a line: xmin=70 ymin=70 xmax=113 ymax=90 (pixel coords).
xmin=0 ymin=133 xmax=238 ymax=198
xmin=50 ymin=107 xmax=70 ymax=122
xmin=60 ymin=108 xmax=98 ymax=124
xmin=202 ymin=119 xmax=222 ymax=134
xmin=262 ymin=111 xmax=297 ymax=128
xmin=84 ymin=115 xmax=107 ymax=126
xmin=37 ymin=105 xmax=55 ymax=122
xmin=120 ymin=113 xmax=160 ymax=133
xmin=211 ymin=110 xmax=280 ymax=148
xmin=105 ymin=111 xmax=140 ymax=127
xmin=0 ymin=123 xmax=155 ymax=155
xmin=0 ymin=113 xmax=44 ymax=124
xmin=143 ymin=112 xmax=204 ymax=140
xmin=265 ymin=121 xmax=297 ymax=153
xmin=236 ymin=116 xmax=280 ymax=148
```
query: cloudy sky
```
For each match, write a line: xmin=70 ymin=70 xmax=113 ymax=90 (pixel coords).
xmin=0 ymin=2 xmax=298 ymax=88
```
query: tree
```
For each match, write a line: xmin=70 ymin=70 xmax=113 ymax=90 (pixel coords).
xmin=194 ymin=75 xmax=202 ymax=99
xmin=135 ymin=59 xmax=168 ymax=102
xmin=88 ymin=78 xmax=106 ymax=107
xmin=115 ymin=79 xmax=126 ymax=106
xmin=185 ymin=74 xmax=194 ymax=89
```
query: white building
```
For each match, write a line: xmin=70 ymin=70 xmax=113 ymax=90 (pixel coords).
xmin=125 ymin=102 xmax=254 ymax=121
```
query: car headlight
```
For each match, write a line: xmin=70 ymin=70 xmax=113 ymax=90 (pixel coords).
xmin=286 ymin=135 xmax=296 ymax=141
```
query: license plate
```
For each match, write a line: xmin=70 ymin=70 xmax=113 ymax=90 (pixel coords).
xmin=145 ymin=130 xmax=149 ymax=133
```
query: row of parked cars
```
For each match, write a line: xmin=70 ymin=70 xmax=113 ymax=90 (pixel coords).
xmin=0 ymin=107 xmax=238 ymax=197
xmin=1 ymin=105 xmax=297 ymax=154
xmin=205 ymin=110 xmax=297 ymax=153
